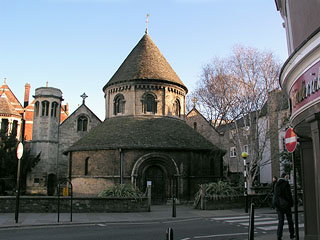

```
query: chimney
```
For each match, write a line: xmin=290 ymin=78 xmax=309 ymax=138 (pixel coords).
xmin=24 ymin=83 xmax=30 ymax=107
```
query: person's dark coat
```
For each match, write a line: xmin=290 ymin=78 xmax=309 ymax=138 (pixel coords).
xmin=273 ymin=178 xmax=293 ymax=210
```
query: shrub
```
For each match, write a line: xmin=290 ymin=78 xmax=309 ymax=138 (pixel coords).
xmin=194 ymin=181 xmax=239 ymax=206
xmin=98 ymin=184 xmax=144 ymax=199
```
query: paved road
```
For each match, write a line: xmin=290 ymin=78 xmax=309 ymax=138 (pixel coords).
xmin=0 ymin=213 xmax=304 ymax=240
xmin=0 ymin=218 xmax=248 ymax=240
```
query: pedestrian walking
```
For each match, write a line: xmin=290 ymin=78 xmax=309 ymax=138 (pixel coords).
xmin=273 ymin=172 xmax=295 ymax=240
xmin=271 ymin=176 xmax=278 ymax=209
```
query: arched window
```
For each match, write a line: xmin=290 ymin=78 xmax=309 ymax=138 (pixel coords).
xmin=84 ymin=157 xmax=89 ymax=175
xmin=77 ymin=116 xmax=88 ymax=131
xmin=113 ymin=94 xmax=125 ymax=115
xmin=142 ymin=93 xmax=157 ymax=114
xmin=41 ymin=100 xmax=49 ymax=116
xmin=193 ymin=122 xmax=197 ymax=131
xmin=51 ymin=101 xmax=58 ymax=117
xmin=34 ymin=101 xmax=39 ymax=116
xmin=174 ymin=99 xmax=181 ymax=117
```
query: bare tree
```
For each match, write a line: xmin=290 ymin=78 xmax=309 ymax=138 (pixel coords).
xmin=192 ymin=45 xmax=282 ymax=193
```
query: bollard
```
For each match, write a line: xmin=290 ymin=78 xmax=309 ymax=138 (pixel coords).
xmin=57 ymin=185 xmax=60 ymax=222
xmin=172 ymin=196 xmax=176 ymax=218
xmin=166 ymin=228 xmax=174 ymax=240
xmin=147 ymin=185 xmax=151 ymax=212
xmin=248 ymin=203 xmax=255 ymax=240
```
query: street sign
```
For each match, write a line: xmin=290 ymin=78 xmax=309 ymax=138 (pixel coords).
xmin=16 ymin=142 xmax=23 ymax=160
xmin=285 ymin=128 xmax=297 ymax=152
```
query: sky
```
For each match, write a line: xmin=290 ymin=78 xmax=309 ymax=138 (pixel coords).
xmin=0 ymin=0 xmax=288 ymax=120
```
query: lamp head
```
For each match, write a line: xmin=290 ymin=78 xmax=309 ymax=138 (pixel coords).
xmin=241 ymin=152 xmax=248 ymax=159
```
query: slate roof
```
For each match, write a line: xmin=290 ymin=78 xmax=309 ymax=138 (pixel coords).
xmin=0 ymin=96 xmax=21 ymax=117
xmin=103 ymin=34 xmax=187 ymax=92
xmin=66 ymin=116 xmax=222 ymax=153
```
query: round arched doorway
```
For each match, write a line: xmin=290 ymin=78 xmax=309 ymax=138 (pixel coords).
xmin=131 ymin=153 xmax=180 ymax=205
xmin=144 ymin=165 xmax=166 ymax=204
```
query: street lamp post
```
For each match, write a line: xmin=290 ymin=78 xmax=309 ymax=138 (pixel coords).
xmin=242 ymin=152 xmax=249 ymax=213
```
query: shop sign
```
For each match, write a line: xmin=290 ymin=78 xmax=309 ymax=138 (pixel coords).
xmin=290 ymin=60 xmax=320 ymax=115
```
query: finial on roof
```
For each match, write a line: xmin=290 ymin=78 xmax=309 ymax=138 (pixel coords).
xmin=192 ymin=97 xmax=198 ymax=108
xmin=80 ymin=92 xmax=88 ymax=104
xmin=46 ymin=81 xmax=49 ymax=87
xmin=145 ymin=13 xmax=150 ymax=34
xmin=4 ymin=78 xmax=7 ymax=85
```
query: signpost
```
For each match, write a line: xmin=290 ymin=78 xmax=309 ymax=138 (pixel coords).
xmin=285 ymin=128 xmax=299 ymax=240
xmin=285 ymin=128 xmax=297 ymax=153
xmin=15 ymin=142 xmax=23 ymax=224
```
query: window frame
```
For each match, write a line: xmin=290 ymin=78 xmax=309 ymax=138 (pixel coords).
xmin=41 ymin=100 xmax=49 ymax=116
xmin=77 ymin=116 xmax=88 ymax=132
xmin=230 ymin=146 xmax=237 ymax=157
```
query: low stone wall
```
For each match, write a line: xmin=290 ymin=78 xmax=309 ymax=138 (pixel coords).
xmin=0 ymin=196 xmax=148 ymax=213
xmin=203 ymin=196 xmax=245 ymax=210
xmin=196 ymin=194 xmax=271 ymax=210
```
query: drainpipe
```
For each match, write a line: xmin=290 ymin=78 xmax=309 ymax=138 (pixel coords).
xmin=119 ymin=149 xmax=123 ymax=184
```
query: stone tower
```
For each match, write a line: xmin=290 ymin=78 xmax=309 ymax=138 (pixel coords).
xmin=27 ymin=86 xmax=63 ymax=195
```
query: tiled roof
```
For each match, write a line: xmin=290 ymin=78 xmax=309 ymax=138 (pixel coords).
xmin=103 ymin=34 xmax=187 ymax=92
xmin=0 ymin=96 xmax=21 ymax=117
xmin=66 ymin=116 xmax=222 ymax=152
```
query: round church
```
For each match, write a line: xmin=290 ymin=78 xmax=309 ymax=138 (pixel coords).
xmin=65 ymin=32 xmax=224 ymax=203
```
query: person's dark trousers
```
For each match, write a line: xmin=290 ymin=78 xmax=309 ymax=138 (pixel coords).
xmin=276 ymin=208 xmax=295 ymax=239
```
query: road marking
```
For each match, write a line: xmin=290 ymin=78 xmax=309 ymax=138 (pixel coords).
xmin=162 ymin=218 xmax=202 ymax=224
xmin=241 ymin=220 xmax=278 ymax=226
xmin=258 ymin=223 xmax=304 ymax=231
xmin=97 ymin=224 xmax=107 ymax=227
xmin=194 ymin=232 xmax=248 ymax=238
xmin=180 ymin=238 xmax=191 ymax=240
xmin=226 ymin=217 xmax=275 ymax=223
xmin=211 ymin=216 xmax=249 ymax=220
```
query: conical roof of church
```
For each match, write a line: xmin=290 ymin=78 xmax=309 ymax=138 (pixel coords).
xmin=103 ymin=34 xmax=187 ymax=92
xmin=66 ymin=116 xmax=221 ymax=152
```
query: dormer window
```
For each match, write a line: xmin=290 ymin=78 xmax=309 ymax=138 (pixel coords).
xmin=142 ymin=93 xmax=157 ymax=114
xmin=77 ymin=116 xmax=88 ymax=132
xmin=114 ymin=94 xmax=125 ymax=115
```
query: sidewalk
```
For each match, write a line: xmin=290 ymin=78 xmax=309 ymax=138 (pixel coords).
xmin=0 ymin=205 xmax=304 ymax=239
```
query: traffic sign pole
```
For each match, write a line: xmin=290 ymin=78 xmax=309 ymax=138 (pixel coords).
xmin=285 ymin=128 xmax=299 ymax=240
xmin=15 ymin=142 xmax=24 ymax=224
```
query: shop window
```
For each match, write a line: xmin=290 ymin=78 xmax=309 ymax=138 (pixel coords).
xmin=114 ymin=94 xmax=125 ymax=115
xmin=77 ymin=116 xmax=88 ymax=132
xmin=41 ymin=100 xmax=49 ymax=116
xmin=51 ymin=101 xmax=58 ymax=117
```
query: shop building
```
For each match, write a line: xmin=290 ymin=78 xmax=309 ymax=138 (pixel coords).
xmin=276 ymin=0 xmax=320 ymax=239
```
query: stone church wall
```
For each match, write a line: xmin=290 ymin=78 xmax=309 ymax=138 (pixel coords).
xmin=58 ymin=104 xmax=101 ymax=181
xmin=70 ymin=148 xmax=223 ymax=200
xmin=105 ymin=83 xmax=186 ymax=120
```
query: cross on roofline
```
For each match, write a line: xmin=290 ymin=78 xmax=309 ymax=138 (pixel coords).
xmin=192 ymin=97 xmax=198 ymax=108
xmin=80 ymin=92 xmax=88 ymax=104
xmin=145 ymin=14 xmax=150 ymax=34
